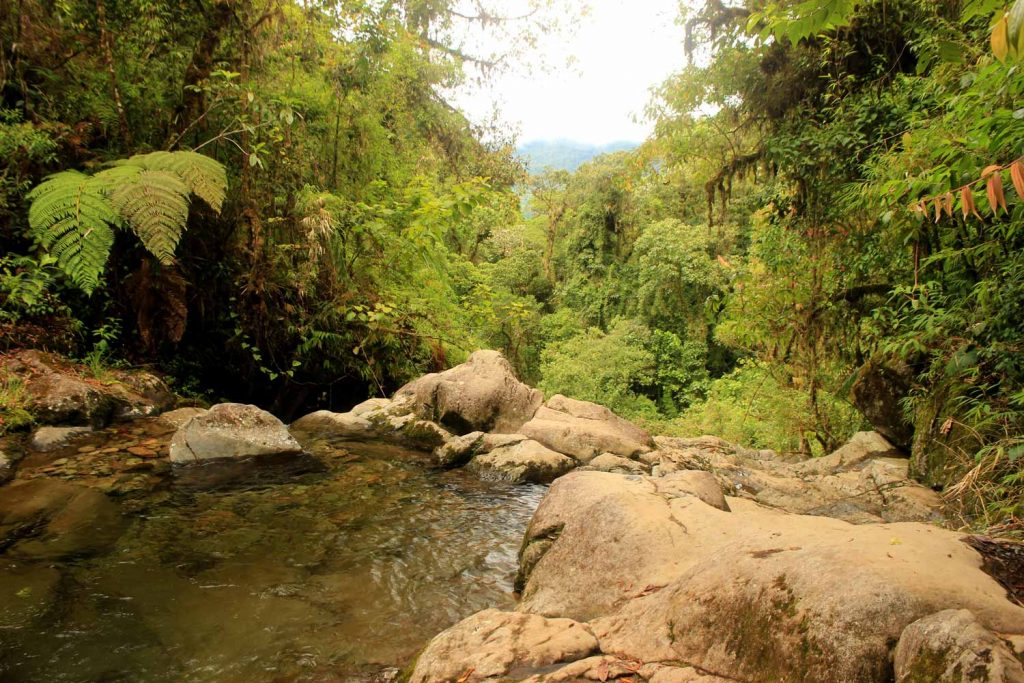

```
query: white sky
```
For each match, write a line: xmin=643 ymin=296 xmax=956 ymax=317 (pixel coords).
xmin=453 ymin=0 xmax=688 ymax=145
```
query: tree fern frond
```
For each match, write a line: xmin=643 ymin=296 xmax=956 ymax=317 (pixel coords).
xmin=126 ymin=151 xmax=227 ymax=213
xmin=26 ymin=171 xmax=117 ymax=294
xmin=109 ymin=170 xmax=191 ymax=264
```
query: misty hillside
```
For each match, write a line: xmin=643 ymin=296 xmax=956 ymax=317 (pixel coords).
xmin=517 ymin=139 xmax=638 ymax=173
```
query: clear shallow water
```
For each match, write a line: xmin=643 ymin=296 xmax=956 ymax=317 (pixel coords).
xmin=0 ymin=438 xmax=545 ymax=682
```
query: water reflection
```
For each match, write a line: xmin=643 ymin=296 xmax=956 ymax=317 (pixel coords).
xmin=0 ymin=439 xmax=544 ymax=682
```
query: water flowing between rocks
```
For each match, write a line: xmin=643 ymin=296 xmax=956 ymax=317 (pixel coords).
xmin=0 ymin=425 xmax=545 ymax=682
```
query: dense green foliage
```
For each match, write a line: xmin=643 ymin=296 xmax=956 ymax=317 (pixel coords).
xmin=4 ymin=0 xmax=1023 ymax=528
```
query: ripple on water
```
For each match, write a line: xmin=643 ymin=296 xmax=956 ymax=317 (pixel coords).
xmin=0 ymin=439 xmax=546 ymax=682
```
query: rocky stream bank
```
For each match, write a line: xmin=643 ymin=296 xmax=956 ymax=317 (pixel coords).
xmin=1 ymin=349 xmax=1022 ymax=682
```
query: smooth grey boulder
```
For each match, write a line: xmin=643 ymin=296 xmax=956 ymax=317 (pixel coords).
xmin=169 ymin=403 xmax=303 ymax=464
xmin=466 ymin=439 xmax=575 ymax=484
xmin=29 ymin=425 xmax=92 ymax=452
xmin=894 ymin=609 xmax=1024 ymax=682
xmin=393 ymin=350 xmax=543 ymax=435
xmin=520 ymin=394 xmax=654 ymax=463
xmin=433 ymin=431 xmax=530 ymax=469
xmin=289 ymin=410 xmax=373 ymax=441
xmin=155 ymin=407 xmax=208 ymax=430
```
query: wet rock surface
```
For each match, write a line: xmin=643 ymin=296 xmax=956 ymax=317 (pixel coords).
xmin=169 ymin=403 xmax=303 ymax=464
xmin=1 ymin=350 xmax=174 ymax=427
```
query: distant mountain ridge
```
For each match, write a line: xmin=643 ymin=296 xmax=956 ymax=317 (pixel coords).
xmin=517 ymin=139 xmax=639 ymax=174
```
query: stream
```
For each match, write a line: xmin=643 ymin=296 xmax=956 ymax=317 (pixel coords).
xmin=0 ymin=424 xmax=545 ymax=682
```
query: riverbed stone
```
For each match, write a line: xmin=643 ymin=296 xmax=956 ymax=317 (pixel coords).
xmin=0 ymin=561 xmax=62 ymax=628
xmin=155 ymin=407 xmax=208 ymax=430
xmin=289 ymin=410 xmax=374 ymax=442
xmin=509 ymin=470 xmax=1024 ymax=683
xmin=408 ymin=608 xmax=599 ymax=683
xmin=2 ymin=349 xmax=174 ymax=427
xmin=519 ymin=394 xmax=654 ymax=463
xmin=0 ymin=478 xmax=124 ymax=560
xmin=393 ymin=350 xmax=543 ymax=435
xmin=169 ymin=403 xmax=303 ymax=464
xmin=655 ymin=469 xmax=729 ymax=511
xmin=584 ymin=452 xmax=648 ymax=474
xmin=466 ymin=439 xmax=575 ymax=484
xmin=894 ymin=609 xmax=1024 ymax=682
xmin=29 ymin=425 xmax=92 ymax=452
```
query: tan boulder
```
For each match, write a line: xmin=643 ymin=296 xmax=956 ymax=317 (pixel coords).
xmin=408 ymin=608 xmax=599 ymax=683
xmin=520 ymin=395 xmax=654 ymax=463
xmin=514 ymin=471 xmax=1024 ymax=682
xmin=394 ymin=350 xmax=543 ymax=435
xmin=894 ymin=609 xmax=1024 ymax=682
xmin=467 ymin=439 xmax=576 ymax=484
xmin=584 ymin=453 xmax=648 ymax=474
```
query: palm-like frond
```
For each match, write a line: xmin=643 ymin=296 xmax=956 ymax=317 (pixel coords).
xmin=26 ymin=151 xmax=227 ymax=293
xmin=26 ymin=171 xmax=118 ymax=294
xmin=108 ymin=169 xmax=191 ymax=264
xmin=125 ymin=151 xmax=227 ymax=212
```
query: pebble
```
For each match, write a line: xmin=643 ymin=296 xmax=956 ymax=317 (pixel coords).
xmin=77 ymin=446 xmax=97 ymax=453
xmin=127 ymin=446 xmax=158 ymax=458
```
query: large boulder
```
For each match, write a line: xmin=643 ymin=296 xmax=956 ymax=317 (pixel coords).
xmin=519 ymin=395 xmax=654 ymax=464
xmin=1 ymin=350 xmax=174 ymax=427
xmin=408 ymin=609 xmax=599 ymax=683
xmin=510 ymin=471 xmax=1024 ymax=683
xmin=651 ymin=431 xmax=942 ymax=525
xmin=851 ymin=357 xmax=915 ymax=451
xmin=169 ymin=403 xmax=303 ymax=464
xmin=29 ymin=425 xmax=92 ymax=452
xmin=0 ymin=479 xmax=124 ymax=560
xmin=466 ymin=439 xmax=576 ymax=484
xmin=894 ymin=609 xmax=1024 ymax=682
xmin=393 ymin=350 xmax=543 ymax=435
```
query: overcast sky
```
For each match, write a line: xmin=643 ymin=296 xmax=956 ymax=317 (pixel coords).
xmin=453 ymin=0 xmax=688 ymax=145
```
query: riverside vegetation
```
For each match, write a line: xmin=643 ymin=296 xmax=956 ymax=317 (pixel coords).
xmin=2 ymin=0 xmax=1024 ymax=681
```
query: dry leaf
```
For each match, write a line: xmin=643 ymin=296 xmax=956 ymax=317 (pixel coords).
xmin=455 ymin=668 xmax=475 ymax=683
xmin=717 ymin=254 xmax=734 ymax=269
xmin=961 ymin=186 xmax=978 ymax=219
xmin=992 ymin=14 xmax=1010 ymax=61
xmin=987 ymin=171 xmax=1008 ymax=215
xmin=1011 ymin=161 xmax=1024 ymax=198
xmin=933 ymin=197 xmax=943 ymax=223
xmin=940 ymin=416 xmax=954 ymax=436
xmin=943 ymin=192 xmax=954 ymax=218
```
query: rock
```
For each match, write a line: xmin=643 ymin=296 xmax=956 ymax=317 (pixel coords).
xmin=467 ymin=439 xmax=576 ymax=484
xmin=0 ymin=479 xmax=124 ymax=560
xmin=400 ymin=419 xmax=454 ymax=450
xmin=656 ymin=470 xmax=730 ymax=511
xmin=519 ymin=395 xmax=654 ymax=463
xmin=289 ymin=410 xmax=373 ymax=442
xmin=408 ymin=608 xmax=599 ymax=683
xmin=663 ymin=431 xmax=944 ymax=525
xmin=169 ymin=403 xmax=303 ymax=464
xmin=155 ymin=407 xmax=208 ymax=430
xmin=1 ymin=350 xmax=174 ymax=427
xmin=894 ymin=609 xmax=1024 ymax=682
xmin=393 ymin=350 xmax=543 ymax=435
xmin=584 ymin=453 xmax=648 ymax=474
xmin=517 ymin=656 xmax=737 ymax=683
xmin=0 ymin=561 xmax=62 ymax=628
xmin=29 ymin=425 xmax=92 ymax=452
xmin=0 ymin=449 xmax=12 ymax=484
xmin=851 ymin=357 xmax=915 ymax=451
xmin=511 ymin=471 xmax=1024 ymax=682
xmin=434 ymin=432 xmax=530 ymax=469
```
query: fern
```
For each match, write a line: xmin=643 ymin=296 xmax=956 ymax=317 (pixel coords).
xmin=26 ymin=151 xmax=227 ymax=293
xmin=122 ymin=151 xmax=227 ymax=212
xmin=107 ymin=169 xmax=191 ymax=264
xmin=27 ymin=171 xmax=118 ymax=294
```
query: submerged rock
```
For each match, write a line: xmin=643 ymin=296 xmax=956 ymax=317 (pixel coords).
xmin=519 ymin=394 xmax=654 ymax=463
xmin=0 ymin=561 xmax=62 ymax=628
xmin=394 ymin=350 xmax=543 ymax=434
xmin=169 ymin=403 xmax=303 ymax=464
xmin=408 ymin=609 xmax=599 ymax=683
xmin=0 ymin=478 xmax=124 ymax=560
xmin=29 ymin=425 xmax=92 ymax=452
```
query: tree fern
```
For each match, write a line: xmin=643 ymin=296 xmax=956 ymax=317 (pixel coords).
xmin=122 ymin=151 xmax=227 ymax=213
xmin=26 ymin=151 xmax=227 ymax=293
xmin=27 ymin=171 xmax=118 ymax=294
xmin=107 ymin=169 xmax=191 ymax=264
